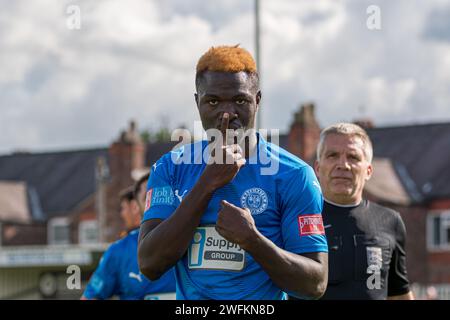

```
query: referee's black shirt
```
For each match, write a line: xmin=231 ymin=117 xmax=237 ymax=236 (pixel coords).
xmin=319 ymin=199 xmax=411 ymax=300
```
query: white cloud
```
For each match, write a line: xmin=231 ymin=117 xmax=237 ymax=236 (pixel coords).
xmin=0 ymin=0 xmax=449 ymax=154
xmin=366 ymin=77 xmax=417 ymax=115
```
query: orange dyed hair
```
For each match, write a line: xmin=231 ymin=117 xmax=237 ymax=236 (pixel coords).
xmin=196 ymin=45 xmax=257 ymax=74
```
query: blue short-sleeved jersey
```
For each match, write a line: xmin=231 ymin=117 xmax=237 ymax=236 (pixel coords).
xmin=142 ymin=134 xmax=328 ymax=300
xmin=83 ymin=229 xmax=176 ymax=300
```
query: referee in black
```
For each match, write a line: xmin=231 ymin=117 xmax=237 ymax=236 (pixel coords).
xmin=312 ymin=123 xmax=414 ymax=300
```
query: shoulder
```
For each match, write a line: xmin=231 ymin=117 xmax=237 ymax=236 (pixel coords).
xmin=162 ymin=140 xmax=206 ymax=163
xmin=108 ymin=231 xmax=137 ymax=255
xmin=367 ymin=201 xmax=405 ymax=231
xmin=118 ymin=230 xmax=139 ymax=248
xmin=153 ymin=141 xmax=207 ymax=172
xmin=367 ymin=201 xmax=401 ymax=218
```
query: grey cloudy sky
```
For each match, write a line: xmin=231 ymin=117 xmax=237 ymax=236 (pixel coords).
xmin=0 ymin=0 xmax=449 ymax=154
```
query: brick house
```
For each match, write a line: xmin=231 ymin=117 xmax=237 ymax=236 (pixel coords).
xmin=1 ymin=105 xmax=449 ymax=298
xmin=0 ymin=121 xmax=177 ymax=298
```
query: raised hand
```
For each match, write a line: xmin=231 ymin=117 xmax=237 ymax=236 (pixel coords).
xmin=200 ymin=113 xmax=246 ymax=191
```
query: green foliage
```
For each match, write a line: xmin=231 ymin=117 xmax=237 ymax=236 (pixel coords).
xmin=140 ymin=127 xmax=173 ymax=143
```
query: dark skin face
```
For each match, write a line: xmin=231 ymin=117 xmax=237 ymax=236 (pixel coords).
xmin=195 ymin=71 xmax=261 ymax=132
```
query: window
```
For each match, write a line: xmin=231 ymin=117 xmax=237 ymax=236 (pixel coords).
xmin=48 ymin=218 xmax=71 ymax=245
xmin=78 ymin=220 xmax=99 ymax=245
xmin=427 ymin=211 xmax=450 ymax=251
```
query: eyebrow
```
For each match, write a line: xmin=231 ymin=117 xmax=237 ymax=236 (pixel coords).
xmin=232 ymin=93 xmax=252 ymax=99
xmin=200 ymin=94 xmax=220 ymax=100
xmin=325 ymin=149 xmax=362 ymax=156
xmin=348 ymin=152 xmax=362 ymax=157
xmin=200 ymin=93 xmax=253 ymax=100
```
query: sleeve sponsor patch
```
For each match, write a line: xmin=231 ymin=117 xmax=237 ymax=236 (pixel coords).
xmin=145 ymin=186 xmax=174 ymax=211
xmin=298 ymin=214 xmax=325 ymax=236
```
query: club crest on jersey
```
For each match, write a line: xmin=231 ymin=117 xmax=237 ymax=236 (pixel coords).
xmin=298 ymin=214 xmax=325 ymax=236
xmin=240 ymin=188 xmax=268 ymax=215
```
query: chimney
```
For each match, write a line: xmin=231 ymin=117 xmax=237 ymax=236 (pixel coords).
xmin=95 ymin=157 xmax=108 ymax=243
xmin=103 ymin=120 xmax=146 ymax=242
xmin=287 ymin=103 xmax=321 ymax=163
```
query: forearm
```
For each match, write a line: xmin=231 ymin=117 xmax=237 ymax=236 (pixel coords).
xmin=243 ymin=230 xmax=328 ymax=299
xmin=139 ymin=178 xmax=214 ymax=279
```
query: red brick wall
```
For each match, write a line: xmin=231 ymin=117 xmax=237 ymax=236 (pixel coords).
xmin=72 ymin=206 xmax=97 ymax=244
xmin=395 ymin=205 xmax=429 ymax=284
xmin=288 ymin=123 xmax=303 ymax=160
xmin=428 ymin=252 xmax=450 ymax=283
xmin=365 ymin=199 xmax=450 ymax=285
xmin=103 ymin=139 xmax=146 ymax=242
xmin=104 ymin=143 xmax=133 ymax=242
xmin=287 ymin=103 xmax=321 ymax=163
xmin=1 ymin=222 xmax=47 ymax=246
xmin=429 ymin=199 xmax=450 ymax=210
xmin=426 ymin=199 xmax=450 ymax=284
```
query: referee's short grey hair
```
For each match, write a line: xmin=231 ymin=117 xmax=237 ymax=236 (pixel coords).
xmin=316 ymin=123 xmax=373 ymax=163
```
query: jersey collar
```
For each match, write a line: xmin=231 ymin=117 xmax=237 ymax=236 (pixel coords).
xmin=324 ymin=198 xmax=362 ymax=208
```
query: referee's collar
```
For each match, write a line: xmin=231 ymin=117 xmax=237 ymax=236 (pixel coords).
xmin=324 ymin=198 xmax=362 ymax=208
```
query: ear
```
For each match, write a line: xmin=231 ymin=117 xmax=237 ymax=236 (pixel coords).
xmin=256 ymin=91 xmax=261 ymax=109
xmin=130 ymin=200 xmax=140 ymax=214
xmin=365 ymin=163 xmax=373 ymax=181
xmin=314 ymin=159 xmax=320 ymax=177
xmin=194 ymin=93 xmax=199 ymax=109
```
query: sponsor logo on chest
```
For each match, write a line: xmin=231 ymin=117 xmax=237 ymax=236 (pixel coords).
xmin=188 ymin=226 xmax=245 ymax=271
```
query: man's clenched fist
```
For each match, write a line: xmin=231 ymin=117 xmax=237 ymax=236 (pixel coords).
xmin=215 ymin=200 xmax=259 ymax=250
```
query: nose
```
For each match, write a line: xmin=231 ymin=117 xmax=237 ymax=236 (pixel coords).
xmin=336 ymin=155 xmax=351 ymax=170
xmin=219 ymin=102 xmax=238 ymax=120
xmin=219 ymin=113 xmax=239 ymax=127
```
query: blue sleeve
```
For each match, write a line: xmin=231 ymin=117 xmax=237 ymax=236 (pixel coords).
xmin=83 ymin=244 xmax=119 ymax=299
xmin=280 ymin=165 xmax=328 ymax=254
xmin=142 ymin=155 xmax=178 ymax=223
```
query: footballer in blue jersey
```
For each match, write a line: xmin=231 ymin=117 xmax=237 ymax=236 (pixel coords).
xmin=138 ymin=45 xmax=328 ymax=300
xmin=82 ymin=187 xmax=176 ymax=300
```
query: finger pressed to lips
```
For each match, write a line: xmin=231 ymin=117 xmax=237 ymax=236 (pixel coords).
xmin=220 ymin=113 xmax=230 ymax=146
xmin=222 ymin=151 xmax=244 ymax=164
xmin=223 ymin=144 xmax=243 ymax=154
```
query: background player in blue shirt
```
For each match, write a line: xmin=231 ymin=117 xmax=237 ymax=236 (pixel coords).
xmin=138 ymin=45 xmax=328 ymax=300
xmin=82 ymin=183 xmax=176 ymax=300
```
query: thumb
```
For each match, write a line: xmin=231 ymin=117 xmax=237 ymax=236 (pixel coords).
xmin=221 ymin=200 xmax=237 ymax=209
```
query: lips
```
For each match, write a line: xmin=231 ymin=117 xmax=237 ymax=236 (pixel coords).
xmin=228 ymin=121 xmax=243 ymax=130
xmin=217 ymin=120 xmax=242 ymax=130
xmin=331 ymin=177 xmax=352 ymax=181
